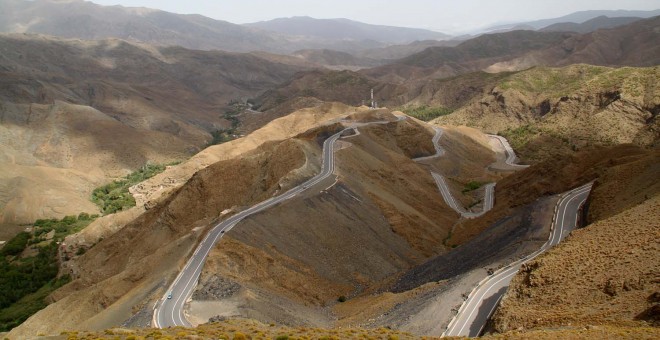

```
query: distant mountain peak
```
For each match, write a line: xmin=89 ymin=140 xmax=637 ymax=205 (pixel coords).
xmin=245 ymin=16 xmax=451 ymax=44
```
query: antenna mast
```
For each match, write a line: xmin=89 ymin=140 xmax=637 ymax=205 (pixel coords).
xmin=370 ymin=88 xmax=374 ymax=108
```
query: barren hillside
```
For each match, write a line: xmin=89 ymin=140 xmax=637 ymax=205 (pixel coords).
xmin=8 ymin=131 xmax=316 ymax=338
xmin=490 ymin=148 xmax=659 ymax=335
xmin=0 ymin=33 xmax=311 ymax=234
xmin=8 ymin=108 xmax=507 ymax=337
xmin=434 ymin=65 xmax=659 ymax=162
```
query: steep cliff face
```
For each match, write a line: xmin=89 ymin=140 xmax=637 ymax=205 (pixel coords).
xmin=489 ymin=147 xmax=660 ymax=335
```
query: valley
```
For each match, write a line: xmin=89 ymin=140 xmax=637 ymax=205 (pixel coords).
xmin=0 ymin=1 xmax=658 ymax=339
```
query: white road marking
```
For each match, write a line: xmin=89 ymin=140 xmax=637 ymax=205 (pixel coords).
xmin=154 ymin=114 xmax=406 ymax=328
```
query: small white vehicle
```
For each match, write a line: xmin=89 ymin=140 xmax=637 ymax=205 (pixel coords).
xmin=167 ymin=292 xmax=173 ymax=299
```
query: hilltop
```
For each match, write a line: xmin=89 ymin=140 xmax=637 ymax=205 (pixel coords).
xmin=488 ymin=147 xmax=659 ymax=337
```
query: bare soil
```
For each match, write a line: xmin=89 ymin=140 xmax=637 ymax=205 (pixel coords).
xmin=489 ymin=147 xmax=659 ymax=334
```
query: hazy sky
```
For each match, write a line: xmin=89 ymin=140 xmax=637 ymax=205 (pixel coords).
xmin=89 ymin=0 xmax=660 ymax=34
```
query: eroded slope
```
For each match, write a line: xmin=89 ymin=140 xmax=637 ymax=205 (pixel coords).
xmin=490 ymin=148 xmax=659 ymax=335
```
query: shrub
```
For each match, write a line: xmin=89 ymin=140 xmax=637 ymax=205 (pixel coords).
xmin=337 ymin=296 xmax=347 ymax=303
xmin=233 ymin=332 xmax=247 ymax=340
xmin=0 ymin=232 xmax=30 ymax=256
xmin=462 ymin=181 xmax=484 ymax=193
xmin=0 ymin=243 xmax=69 ymax=331
xmin=92 ymin=163 xmax=171 ymax=215
xmin=402 ymin=105 xmax=453 ymax=121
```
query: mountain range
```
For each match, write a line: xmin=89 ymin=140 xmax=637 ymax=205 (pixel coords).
xmin=0 ymin=1 xmax=658 ymax=339
xmin=245 ymin=16 xmax=450 ymax=43
xmin=484 ymin=9 xmax=660 ymax=32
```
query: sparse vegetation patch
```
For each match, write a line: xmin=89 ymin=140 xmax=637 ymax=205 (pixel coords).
xmin=462 ymin=181 xmax=485 ymax=193
xmin=208 ymin=101 xmax=245 ymax=146
xmin=0 ymin=213 xmax=97 ymax=331
xmin=91 ymin=163 xmax=173 ymax=214
xmin=402 ymin=105 xmax=453 ymax=121
xmin=500 ymin=125 xmax=540 ymax=150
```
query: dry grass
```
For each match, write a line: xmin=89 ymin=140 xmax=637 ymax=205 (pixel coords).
xmin=61 ymin=319 xmax=424 ymax=340
xmin=491 ymin=192 xmax=659 ymax=332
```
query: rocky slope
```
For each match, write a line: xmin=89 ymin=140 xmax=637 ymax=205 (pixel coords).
xmin=434 ymin=65 xmax=659 ymax=162
xmin=8 ymin=107 xmax=506 ymax=337
xmin=0 ymin=33 xmax=311 ymax=234
xmin=8 ymin=126 xmax=317 ymax=338
xmin=188 ymin=113 xmax=496 ymax=327
xmin=489 ymin=147 xmax=659 ymax=335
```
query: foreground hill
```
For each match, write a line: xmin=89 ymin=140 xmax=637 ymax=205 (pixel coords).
xmin=8 ymin=106 xmax=507 ymax=337
xmin=489 ymin=147 xmax=659 ymax=337
xmin=0 ymin=33 xmax=310 ymax=234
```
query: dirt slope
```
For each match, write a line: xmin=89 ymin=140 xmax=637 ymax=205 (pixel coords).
xmin=192 ymin=115 xmax=463 ymax=325
xmin=434 ymin=65 xmax=659 ymax=163
xmin=8 ymin=134 xmax=316 ymax=338
xmin=0 ymin=33 xmax=312 ymax=235
xmin=173 ymin=111 xmax=506 ymax=331
xmin=490 ymin=148 xmax=659 ymax=333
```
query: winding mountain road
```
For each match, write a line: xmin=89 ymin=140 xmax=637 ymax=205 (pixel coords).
xmin=414 ymin=127 xmax=496 ymax=219
xmin=488 ymin=135 xmax=529 ymax=169
xmin=442 ymin=182 xmax=593 ymax=337
xmin=153 ymin=115 xmax=405 ymax=328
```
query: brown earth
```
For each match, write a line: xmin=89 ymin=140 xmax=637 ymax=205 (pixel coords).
xmin=256 ymin=18 xmax=659 ymax=116
xmin=186 ymin=111 xmax=512 ymax=331
xmin=194 ymin=115 xmax=461 ymax=324
xmin=489 ymin=147 xmax=659 ymax=334
xmin=0 ymin=33 xmax=313 ymax=236
xmin=434 ymin=65 xmax=659 ymax=163
xmin=51 ymin=320 xmax=660 ymax=340
xmin=7 ymin=131 xmax=320 ymax=337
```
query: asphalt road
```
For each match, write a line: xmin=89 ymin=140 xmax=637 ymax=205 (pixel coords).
xmin=153 ymin=115 xmax=405 ymax=328
xmin=443 ymin=182 xmax=593 ymax=337
xmin=414 ymin=126 xmax=495 ymax=219
xmin=488 ymin=135 xmax=530 ymax=169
